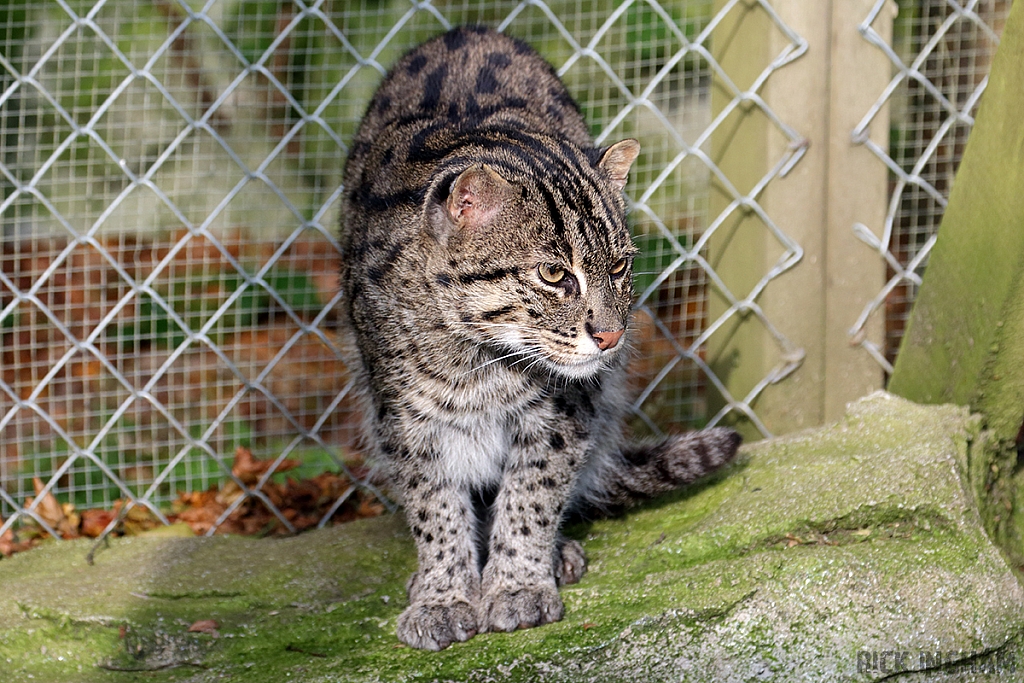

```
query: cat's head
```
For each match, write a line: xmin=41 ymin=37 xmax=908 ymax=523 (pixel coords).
xmin=424 ymin=138 xmax=640 ymax=380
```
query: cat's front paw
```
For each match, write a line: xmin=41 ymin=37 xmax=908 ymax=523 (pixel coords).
xmin=396 ymin=600 xmax=478 ymax=651
xmin=480 ymin=582 xmax=564 ymax=632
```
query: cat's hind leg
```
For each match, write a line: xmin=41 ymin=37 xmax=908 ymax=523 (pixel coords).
xmin=554 ymin=534 xmax=587 ymax=586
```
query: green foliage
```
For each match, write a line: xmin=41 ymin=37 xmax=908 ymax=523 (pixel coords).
xmin=108 ymin=267 xmax=323 ymax=351
xmin=264 ymin=269 xmax=323 ymax=317
xmin=892 ymin=0 xmax=923 ymax=46
xmin=13 ymin=421 xmax=244 ymax=509
xmin=624 ymin=0 xmax=708 ymax=64
xmin=632 ymin=232 xmax=696 ymax=296
xmin=223 ymin=0 xmax=281 ymax=66
xmin=12 ymin=431 xmax=343 ymax=510
xmin=0 ymin=1 xmax=29 ymax=60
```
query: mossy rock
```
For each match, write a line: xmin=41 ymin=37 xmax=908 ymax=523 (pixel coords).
xmin=1 ymin=393 xmax=1022 ymax=682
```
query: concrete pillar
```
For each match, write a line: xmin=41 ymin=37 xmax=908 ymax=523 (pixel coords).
xmin=708 ymin=0 xmax=889 ymax=436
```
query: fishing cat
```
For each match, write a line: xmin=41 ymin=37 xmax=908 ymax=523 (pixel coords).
xmin=339 ymin=26 xmax=741 ymax=651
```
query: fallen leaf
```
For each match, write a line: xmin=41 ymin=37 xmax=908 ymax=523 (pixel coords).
xmin=0 ymin=515 xmax=40 ymax=557
xmin=121 ymin=504 xmax=160 ymax=536
xmin=62 ymin=502 xmax=80 ymax=531
xmin=80 ymin=508 xmax=118 ymax=538
xmin=5 ymin=449 xmax=384 ymax=558
xmin=231 ymin=446 xmax=300 ymax=486
xmin=214 ymin=480 xmax=244 ymax=508
xmin=187 ymin=619 xmax=220 ymax=637
xmin=355 ymin=494 xmax=385 ymax=520
xmin=0 ymin=517 xmax=14 ymax=558
xmin=28 ymin=477 xmax=77 ymax=538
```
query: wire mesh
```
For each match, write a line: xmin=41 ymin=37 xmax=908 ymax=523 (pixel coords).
xmin=851 ymin=0 xmax=1011 ymax=374
xmin=0 ymin=0 xmax=807 ymax=540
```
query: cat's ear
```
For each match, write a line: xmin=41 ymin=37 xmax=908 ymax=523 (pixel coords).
xmin=443 ymin=164 xmax=511 ymax=232
xmin=598 ymin=139 xmax=640 ymax=191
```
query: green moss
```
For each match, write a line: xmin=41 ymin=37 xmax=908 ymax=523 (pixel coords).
xmin=1 ymin=394 xmax=1023 ymax=682
xmin=0 ymin=622 xmax=127 ymax=683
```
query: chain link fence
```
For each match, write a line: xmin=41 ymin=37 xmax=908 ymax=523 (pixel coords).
xmin=2 ymin=0 xmax=1005 ymax=543
xmin=0 ymin=0 xmax=808 ymax=540
xmin=850 ymin=0 xmax=1011 ymax=373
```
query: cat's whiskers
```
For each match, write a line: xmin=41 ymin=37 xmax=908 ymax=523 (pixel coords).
xmin=521 ymin=354 xmax=553 ymax=375
xmin=449 ymin=321 xmax=522 ymax=330
xmin=507 ymin=350 xmax=548 ymax=371
xmin=461 ymin=347 xmax=546 ymax=376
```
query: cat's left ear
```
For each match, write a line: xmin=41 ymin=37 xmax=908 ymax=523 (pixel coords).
xmin=598 ymin=139 xmax=640 ymax=191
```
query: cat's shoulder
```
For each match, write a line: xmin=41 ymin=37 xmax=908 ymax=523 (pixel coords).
xmin=364 ymin=26 xmax=583 ymax=134
xmin=392 ymin=25 xmax=548 ymax=72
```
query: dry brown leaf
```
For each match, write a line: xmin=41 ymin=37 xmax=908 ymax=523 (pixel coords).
xmin=5 ymin=447 xmax=383 ymax=558
xmin=231 ymin=446 xmax=301 ymax=486
xmin=0 ymin=515 xmax=41 ymax=557
xmin=80 ymin=508 xmax=117 ymax=538
xmin=174 ymin=491 xmax=226 ymax=536
xmin=355 ymin=494 xmax=386 ymax=520
xmin=121 ymin=504 xmax=161 ymax=536
xmin=0 ymin=516 xmax=14 ymax=558
xmin=62 ymin=503 xmax=80 ymax=532
xmin=30 ymin=477 xmax=64 ymax=527
xmin=214 ymin=480 xmax=244 ymax=507
xmin=187 ymin=619 xmax=219 ymax=637
xmin=28 ymin=477 xmax=77 ymax=538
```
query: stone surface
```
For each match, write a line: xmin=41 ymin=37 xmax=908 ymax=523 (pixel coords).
xmin=0 ymin=393 xmax=1022 ymax=682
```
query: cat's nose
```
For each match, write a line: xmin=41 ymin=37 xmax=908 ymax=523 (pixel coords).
xmin=588 ymin=325 xmax=624 ymax=351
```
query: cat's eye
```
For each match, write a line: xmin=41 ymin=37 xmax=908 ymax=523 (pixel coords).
xmin=539 ymin=263 xmax=566 ymax=284
xmin=609 ymin=258 xmax=628 ymax=277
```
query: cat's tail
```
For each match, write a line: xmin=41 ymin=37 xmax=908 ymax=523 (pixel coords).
xmin=570 ymin=427 xmax=742 ymax=517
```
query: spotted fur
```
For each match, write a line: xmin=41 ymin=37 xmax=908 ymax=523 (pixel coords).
xmin=339 ymin=26 xmax=741 ymax=651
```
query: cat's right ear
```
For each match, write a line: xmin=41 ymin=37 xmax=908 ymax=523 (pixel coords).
xmin=429 ymin=164 xmax=511 ymax=237
xmin=598 ymin=139 xmax=641 ymax=191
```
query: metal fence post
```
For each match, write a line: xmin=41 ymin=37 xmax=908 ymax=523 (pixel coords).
xmin=708 ymin=0 xmax=889 ymax=436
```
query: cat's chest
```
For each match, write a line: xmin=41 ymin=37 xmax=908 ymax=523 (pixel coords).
xmin=429 ymin=412 xmax=509 ymax=487
xmin=405 ymin=366 xmax=551 ymax=486
xmin=409 ymin=360 xmax=538 ymax=421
